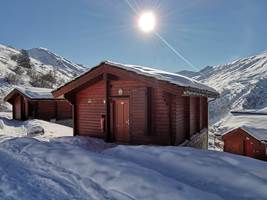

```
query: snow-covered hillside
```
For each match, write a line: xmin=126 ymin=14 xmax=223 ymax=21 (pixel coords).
xmin=0 ymin=44 xmax=86 ymax=111
xmin=0 ymin=113 xmax=267 ymax=200
xmin=28 ymin=47 xmax=86 ymax=77
xmin=178 ymin=51 xmax=267 ymax=123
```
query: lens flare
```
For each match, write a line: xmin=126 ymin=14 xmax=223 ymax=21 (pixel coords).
xmin=138 ymin=11 xmax=156 ymax=33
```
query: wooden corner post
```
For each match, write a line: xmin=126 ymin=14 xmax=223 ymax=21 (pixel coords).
xmin=104 ymin=73 xmax=111 ymax=142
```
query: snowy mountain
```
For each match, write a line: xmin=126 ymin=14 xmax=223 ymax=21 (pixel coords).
xmin=0 ymin=44 xmax=86 ymax=111
xmin=28 ymin=47 xmax=86 ymax=77
xmin=178 ymin=51 xmax=267 ymax=123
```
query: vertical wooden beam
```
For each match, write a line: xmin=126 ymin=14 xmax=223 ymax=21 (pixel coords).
xmin=204 ymin=97 xmax=208 ymax=128
xmin=73 ymin=99 xmax=78 ymax=136
xmin=168 ymin=95 xmax=173 ymax=145
xmin=34 ymin=102 xmax=38 ymax=119
xmin=196 ymin=97 xmax=200 ymax=132
xmin=185 ymin=96 xmax=191 ymax=139
xmin=65 ymin=93 xmax=77 ymax=136
xmin=12 ymin=98 xmax=15 ymax=119
xmin=147 ymin=87 xmax=152 ymax=135
xmin=55 ymin=101 xmax=58 ymax=120
xmin=104 ymin=73 xmax=111 ymax=142
xmin=24 ymin=99 xmax=28 ymax=120
xmin=199 ymin=97 xmax=203 ymax=131
xmin=20 ymin=96 xmax=24 ymax=120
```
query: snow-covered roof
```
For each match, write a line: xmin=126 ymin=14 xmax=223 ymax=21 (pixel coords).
xmin=5 ymin=86 xmax=63 ymax=101
xmin=231 ymin=108 xmax=267 ymax=115
xmin=53 ymin=61 xmax=219 ymax=97
xmin=105 ymin=61 xmax=218 ymax=95
xmin=15 ymin=86 xmax=54 ymax=99
xmin=221 ymin=113 xmax=267 ymax=141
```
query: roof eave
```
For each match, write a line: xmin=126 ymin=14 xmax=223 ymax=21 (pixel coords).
xmin=52 ymin=60 xmax=220 ymax=98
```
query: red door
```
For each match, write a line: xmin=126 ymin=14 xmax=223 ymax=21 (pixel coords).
xmin=244 ymin=140 xmax=254 ymax=157
xmin=113 ymin=98 xmax=129 ymax=143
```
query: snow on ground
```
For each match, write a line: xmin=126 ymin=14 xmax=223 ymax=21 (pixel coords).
xmin=0 ymin=113 xmax=267 ymax=199
xmin=0 ymin=112 xmax=72 ymax=141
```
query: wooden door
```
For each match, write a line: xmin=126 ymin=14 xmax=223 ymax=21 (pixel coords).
xmin=244 ymin=140 xmax=254 ymax=157
xmin=113 ymin=98 xmax=130 ymax=142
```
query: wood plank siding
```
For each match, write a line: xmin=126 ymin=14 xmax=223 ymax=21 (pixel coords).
xmin=223 ymin=128 xmax=267 ymax=161
xmin=76 ymin=80 xmax=105 ymax=137
xmin=52 ymin=63 xmax=214 ymax=146
xmin=73 ymin=72 xmax=209 ymax=145
xmin=8 ymin=92 xmax=72 ymax=121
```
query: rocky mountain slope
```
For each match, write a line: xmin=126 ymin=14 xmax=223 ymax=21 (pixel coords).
xmin=178 ymin=51 xmax=267 ymax=123
xmin=0 ymin=44 xmax=86 ymax=111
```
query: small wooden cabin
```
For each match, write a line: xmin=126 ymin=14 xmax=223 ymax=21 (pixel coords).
xmin=4 ymin=87 xmax=72 ymax=121
xmin=53 ymin=61 xmax=219 ymax=148
xmin=221 ymin=112 xmax=267 ymax=160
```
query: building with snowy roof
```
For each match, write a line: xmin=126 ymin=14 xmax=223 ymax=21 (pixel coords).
xmin=221 ymin=111 xmax=267 ymax=160
xmin=4 ymin=86 xmax=72 ymax=121
xmin=52 ymin=61 xmax=219 ymax=148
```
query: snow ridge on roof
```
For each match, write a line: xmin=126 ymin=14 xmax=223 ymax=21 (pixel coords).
xmin=53 ymin=60 xmax=219 ymax=97
xmin=15 ymin=86 xmax=54 ymax=99
xmin=104 ymin=61 xmax=219 ymax=95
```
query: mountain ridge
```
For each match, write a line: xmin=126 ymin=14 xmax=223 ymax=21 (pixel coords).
xmin=0 ymin=44 xmax=86 ymax=111
xmin=178 ymin=50 xmax=267 ymax=123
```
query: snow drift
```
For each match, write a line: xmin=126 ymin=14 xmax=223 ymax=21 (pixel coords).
xmin=0 ymin=114 xmax=267 ymax=199
xmin=0 ymin=137 xmax=266 ymax=200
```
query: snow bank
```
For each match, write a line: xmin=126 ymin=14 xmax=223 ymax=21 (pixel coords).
xmin=0 ymin=119 xmax=4 ymax=129
xmin=0 ymin=136 xmax=267 ymax=200
xmin=0 ymin=113 xmax=72 ymax=140
xmin=0 ymin=113 xmax=267 ymax=199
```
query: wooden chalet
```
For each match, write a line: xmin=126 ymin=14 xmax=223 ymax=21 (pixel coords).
xmin=222 ymin=111 xmax=267 ymax=160
xmin=52 ymin=61 xmax=219 ymax=148
xmin=4 ymin=87 xmax=72 ymax=121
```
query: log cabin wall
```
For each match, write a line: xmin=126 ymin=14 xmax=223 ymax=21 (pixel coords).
xmin=73 ymin=75 xmax=209 ymax=146
xmin=36 ymin=101 xmax=57 ymax=120
xmin=175 ymin=95 xmax=187 ymax=144
xmin=14 ymin=95 xmax=22 ymax=120
xmin=52 ymin=63 xmax=216 ymax=147
xmin=74 ymin=77 xmax=175 ymax=144
xmin=110 ymin=80 xmax=151 ymax=143
xmin=76 ymin=80 xmax=105 ymax=138
xmin=223 ymin=128 xmax=267 ymax=160
xmin=57 ymin=101 xmax=72 ymax=120
xmin=35 ymin=101 xmax=72 ymax=121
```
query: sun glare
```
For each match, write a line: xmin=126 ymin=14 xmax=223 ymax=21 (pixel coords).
xmin=138 ymin=11 xmax=156 ymax=33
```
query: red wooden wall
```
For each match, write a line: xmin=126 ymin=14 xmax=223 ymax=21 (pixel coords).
xmin=11 ymin=93 xmax=72 ymax=121
xmin=14 ymin=95 xmax=22 ymax=120
xmin=223 ymin=128 xmax=267 ymax=160
xmin=76 ymin=80 xmax=105 ymax=137
xmin=36 ymin=101 xmax=72 ymax=120
xmin=74 ymin=75 xmax=209 ymax=145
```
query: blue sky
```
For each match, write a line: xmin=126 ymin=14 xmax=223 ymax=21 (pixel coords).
xmin=1 ymin=0 xmax=267 ymax=72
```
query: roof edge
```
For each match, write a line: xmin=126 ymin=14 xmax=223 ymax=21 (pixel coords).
xmin=52 ymin=60 xmax=220 ymax=98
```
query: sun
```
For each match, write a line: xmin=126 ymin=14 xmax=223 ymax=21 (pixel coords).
xmin=138 ymin=11 xmax=156 ymax=33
